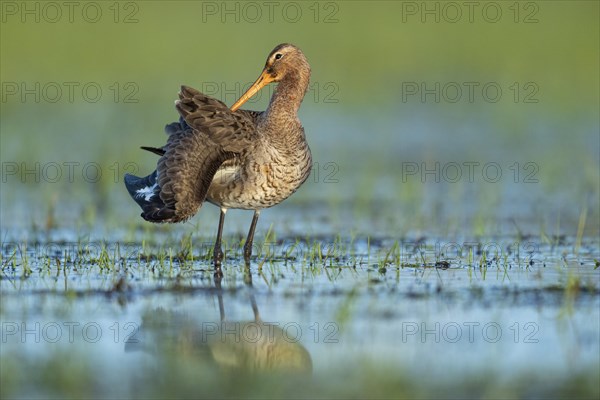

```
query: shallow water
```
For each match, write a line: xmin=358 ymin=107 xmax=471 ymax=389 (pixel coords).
xmin=1 ymin=228 xmax=598 ymax=398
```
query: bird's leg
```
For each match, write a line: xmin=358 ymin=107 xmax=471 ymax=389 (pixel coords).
xmin=213 ymin=208 xmax=227 ymax=275
xmin=243 ymin=210 xmax=261 ymax=264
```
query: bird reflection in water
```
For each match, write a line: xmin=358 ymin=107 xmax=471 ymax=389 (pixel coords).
xmin=125 ymin=274 xmax=312 ymax=375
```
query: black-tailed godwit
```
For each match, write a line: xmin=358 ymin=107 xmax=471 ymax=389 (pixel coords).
xmin=125 ymin=44 xmax=312 ymax=275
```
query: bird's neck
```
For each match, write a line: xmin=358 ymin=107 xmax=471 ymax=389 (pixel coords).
xmin=265 ymin=73 xmax=309 ymax=122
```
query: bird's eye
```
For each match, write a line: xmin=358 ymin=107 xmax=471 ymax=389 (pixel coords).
xmin=274 ymin=53 xmax=283 ymax=60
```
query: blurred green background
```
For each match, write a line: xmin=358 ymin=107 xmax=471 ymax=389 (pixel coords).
xmin=1 ymin=1 xmax=598 ymax=236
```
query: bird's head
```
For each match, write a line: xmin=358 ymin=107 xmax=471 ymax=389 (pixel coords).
xmin=231 ymin=44 xmax=310 ymax=112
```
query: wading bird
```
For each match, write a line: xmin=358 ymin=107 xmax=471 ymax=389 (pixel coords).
xmin=124 ymin=44 xmax=312 ymax=275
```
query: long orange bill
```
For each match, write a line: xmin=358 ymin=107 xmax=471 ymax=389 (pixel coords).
xmin=230 ymin=68 xmax=276 ymax=112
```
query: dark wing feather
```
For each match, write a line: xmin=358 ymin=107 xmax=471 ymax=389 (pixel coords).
xmin=176 ymin=85 xmax=262 ymax=152
xmin=141 ymin=146 xmax=165 ymax=156
xmin=144 ymin=86 xmax=261 ymax=223
xmin=149 ymin=128 xmax=230 ymax=223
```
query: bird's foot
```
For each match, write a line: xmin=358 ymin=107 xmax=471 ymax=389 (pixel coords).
xmin=214 ymin=245 xmax=224 ymax=262
xmin=213 ymin=246 xmax=224 ymax=277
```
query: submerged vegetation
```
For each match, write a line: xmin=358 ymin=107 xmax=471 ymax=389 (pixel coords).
xmin=1 ymin=230 xmax=599 ymax=398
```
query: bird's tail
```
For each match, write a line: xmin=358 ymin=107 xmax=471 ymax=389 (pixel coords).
xmin=124 ymin=171 xmax=167 ymax=222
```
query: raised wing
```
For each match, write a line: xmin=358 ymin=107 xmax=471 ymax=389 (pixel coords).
xmin=141 ymin=86 xmax=262 ymax=223
xmin=176 ymin=85 xmax=262 ymax=151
